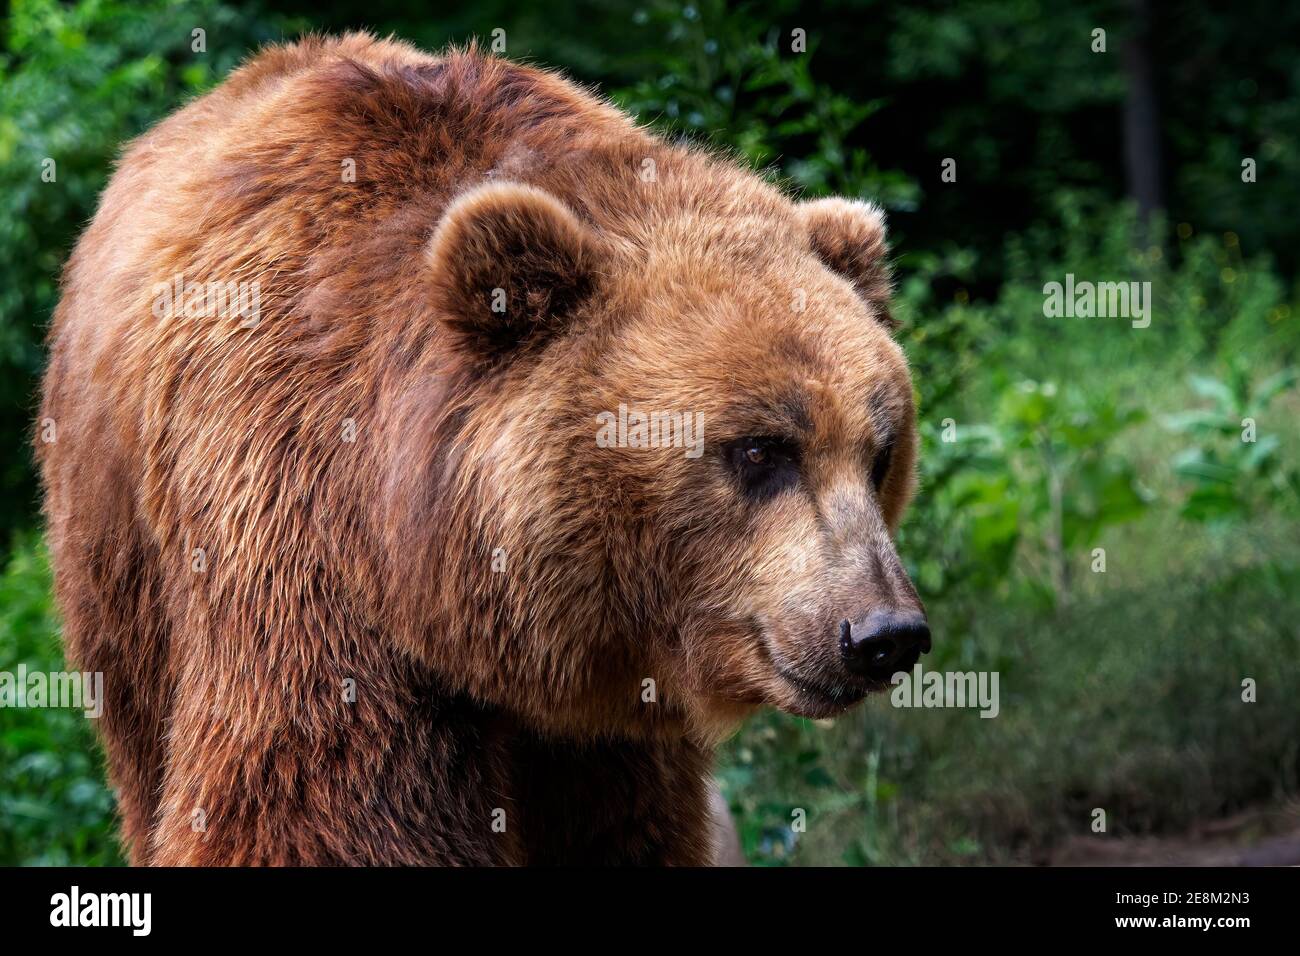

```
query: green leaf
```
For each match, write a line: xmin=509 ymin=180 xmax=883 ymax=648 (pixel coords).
xmin=1188 ymin=374 xmax=1236 ymax=410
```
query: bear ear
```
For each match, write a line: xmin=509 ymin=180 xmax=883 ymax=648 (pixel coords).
xmin=427 ymin=182 xmax=606 ymax=359
xmin=798 ymin=197 xmax=896 ymax=330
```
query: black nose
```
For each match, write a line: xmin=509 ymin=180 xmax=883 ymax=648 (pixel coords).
xmin=839 ymin=610 xmax=931 ymax=679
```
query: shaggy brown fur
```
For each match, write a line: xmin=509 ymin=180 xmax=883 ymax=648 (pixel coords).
xmin=37 ymin=33 xmax=924 ymax=865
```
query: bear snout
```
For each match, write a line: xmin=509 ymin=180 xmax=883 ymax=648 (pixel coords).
xmin=838 ymin=609 xmax=932 ymax=682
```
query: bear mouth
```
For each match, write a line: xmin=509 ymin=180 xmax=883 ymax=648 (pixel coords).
xmin=774 ymin=666 xmax=870 ymax=713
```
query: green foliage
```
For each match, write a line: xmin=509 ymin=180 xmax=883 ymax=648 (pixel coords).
xmin=611 ymin=0 xmax=919 ymax=208
xmin=905 ymin=381 xmax=1151 ymax=611
xmin=0 ymin=535 xmax=121 ymax=865
xmin=1166 ymin=363 xmax=1299 ymax=522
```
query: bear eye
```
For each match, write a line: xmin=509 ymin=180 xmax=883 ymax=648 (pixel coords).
xmin=871 ymin=439 xmax=894 ymax=489
xmin=724 ymin=436 xmax=801 ymax=500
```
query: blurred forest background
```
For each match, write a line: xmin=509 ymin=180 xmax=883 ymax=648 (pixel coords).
xmin=2 ymin=0 xmax=1298 ymax=865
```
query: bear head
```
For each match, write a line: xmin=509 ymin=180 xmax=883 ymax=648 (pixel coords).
xmin=409 ymin=174 xmax=927 ymax=741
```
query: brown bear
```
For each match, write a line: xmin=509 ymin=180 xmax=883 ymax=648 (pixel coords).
xmin=37 ymin=32 xmax=929 ymax=865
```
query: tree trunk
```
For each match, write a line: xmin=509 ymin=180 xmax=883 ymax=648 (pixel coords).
xmin=1122 ymin=0 xmax=1164 ymax=225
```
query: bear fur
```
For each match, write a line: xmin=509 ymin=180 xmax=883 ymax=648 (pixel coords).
xmin=37 ymin=33 xmax=924 ymax=865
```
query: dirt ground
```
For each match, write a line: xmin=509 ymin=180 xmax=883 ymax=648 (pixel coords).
xmin=1048 ymin=802 xmax=1300 ymax=866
